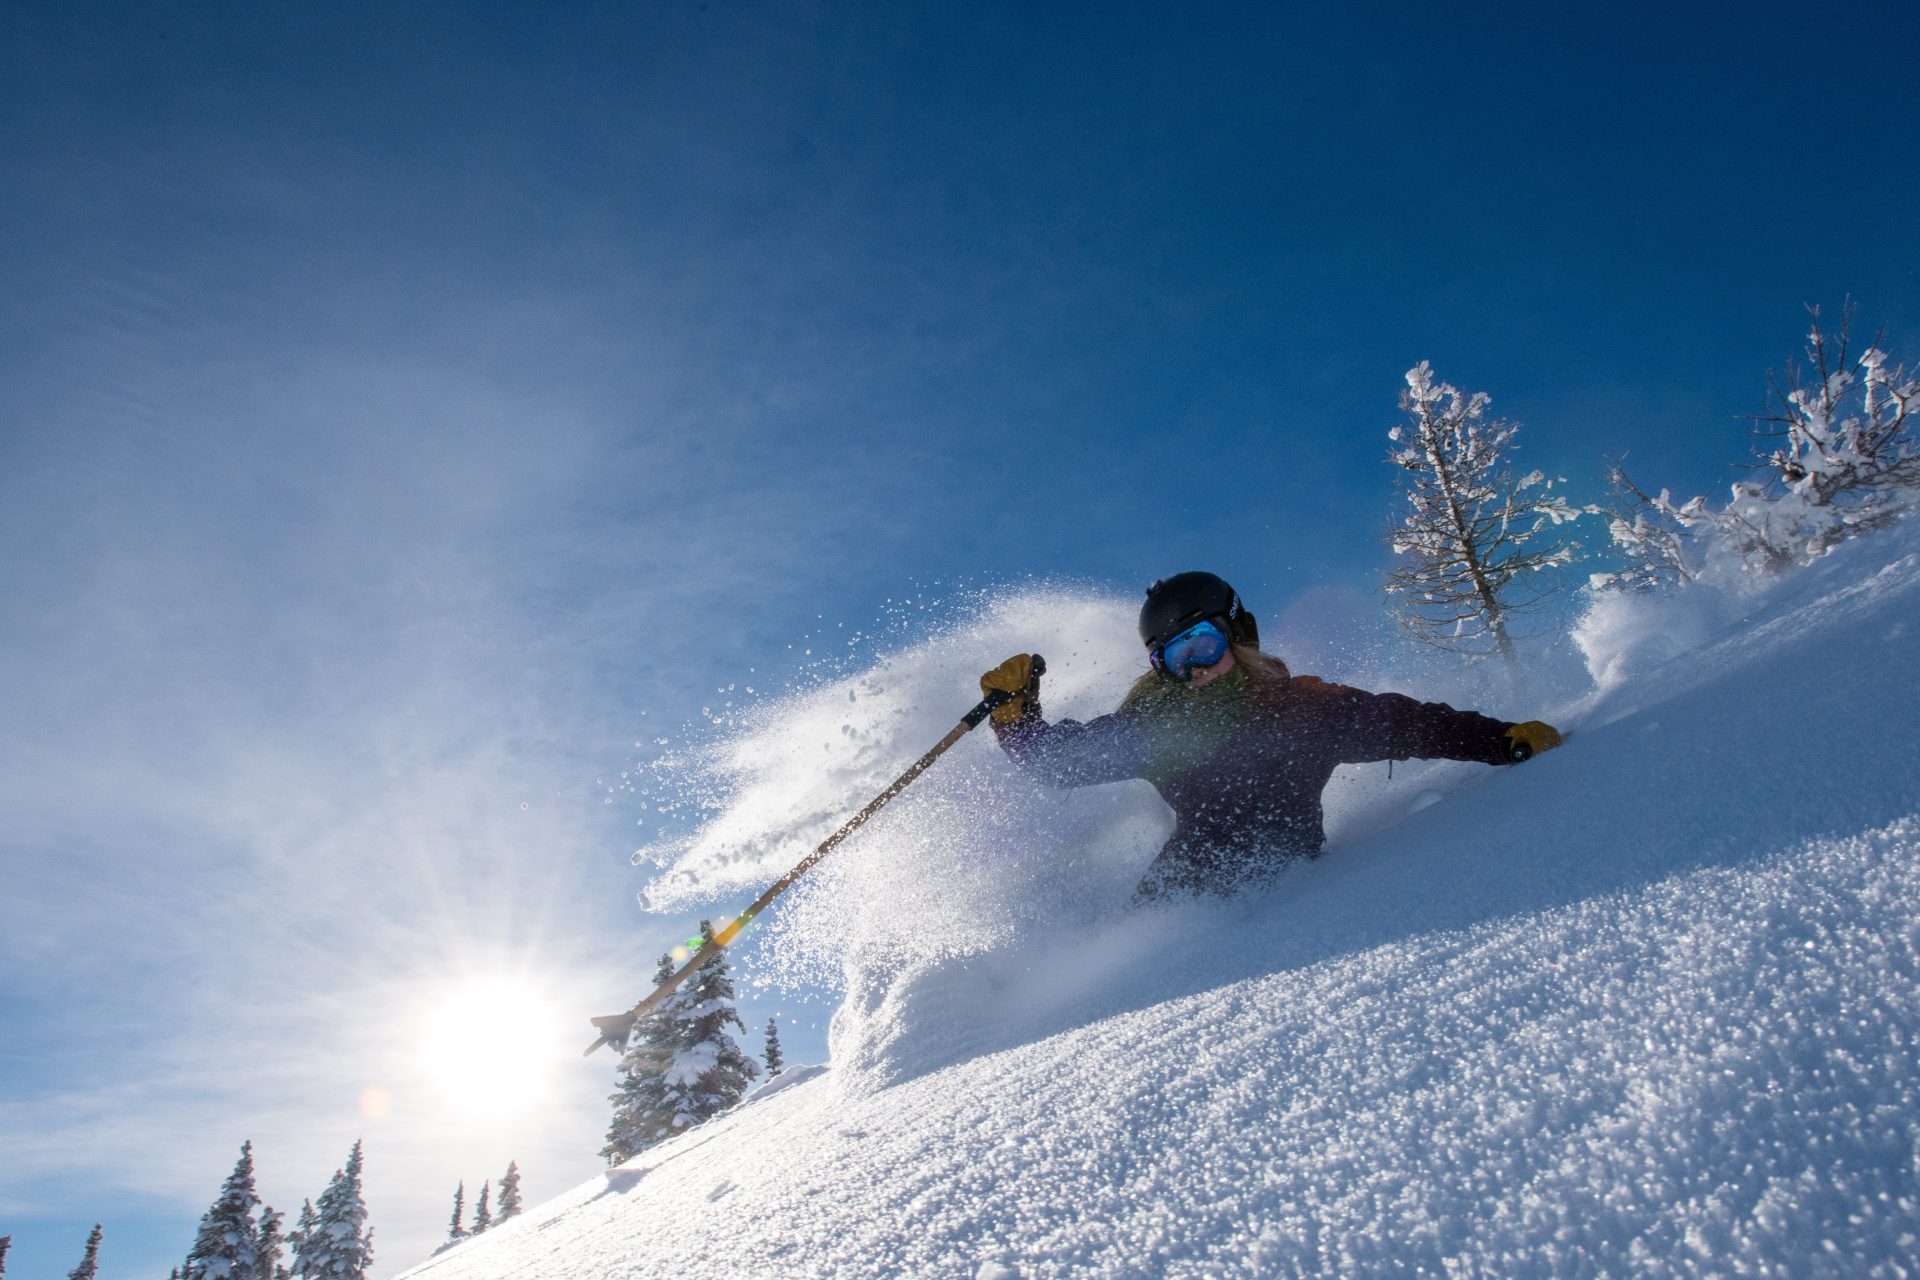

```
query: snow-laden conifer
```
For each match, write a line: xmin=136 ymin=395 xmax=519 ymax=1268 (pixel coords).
xmin=603 ymin=955 xmax=685 ymax=1164
xmin=665 ymin=920 xmax=760 ymax=1128
xmin=293 ymin=1141 xmax=372 ymax=1280
xmin=495 ymin=1161 xmax=523 ymax=1221
xmin=763 ymin=1016 xmax=784 ymax=1077
xmin=472 ymin=1181 xmax=492 ymax=1234
xmin=603 ymin=928 xmax=760 ymax=1163
xmin=254 ymin=1206 xmax=286 ymax=1280
xmin=67 ymin=1224 xmax=102 ymax=1280
xmin=1383 ymin=362 xmax=1585 ymax=661
xmin=445 ymin=1182 xmax=467 ymax=1244
xmin=184 ymin=1142 xmax=262 ymax=1280
xmin=285 ymin=1201 xmax=316 ymax=1279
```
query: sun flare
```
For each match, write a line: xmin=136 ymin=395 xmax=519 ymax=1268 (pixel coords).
xmin=415 ymin=974 xmax=568 ymax=1117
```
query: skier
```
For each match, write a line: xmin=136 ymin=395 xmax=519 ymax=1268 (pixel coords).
xmin=980 ymin=571 xmax=1563 ymax=897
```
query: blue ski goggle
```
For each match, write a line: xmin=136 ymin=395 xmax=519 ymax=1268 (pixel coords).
xmin=1150 ymin=619 xmax=1232 ymax=681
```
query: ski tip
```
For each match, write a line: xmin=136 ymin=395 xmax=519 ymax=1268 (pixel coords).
xmin=585 ymin=1012 xmax=637 ymax=1057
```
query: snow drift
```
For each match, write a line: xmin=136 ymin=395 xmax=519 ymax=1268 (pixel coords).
xmin=403 ymin=522 xmax=1920 ymax=1279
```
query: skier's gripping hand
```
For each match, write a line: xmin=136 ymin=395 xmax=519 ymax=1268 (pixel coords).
xmin=980 ymin=654 xmax=1042 ymax=727
xmin=1502 ymin=720 xmax=1564 ymax=763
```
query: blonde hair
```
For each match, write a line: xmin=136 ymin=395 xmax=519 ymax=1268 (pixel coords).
xmin=1119 ymin=642 xmax=1290 ymax=713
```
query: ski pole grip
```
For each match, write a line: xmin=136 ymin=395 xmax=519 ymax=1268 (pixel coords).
xmin=963 ymin=653 xmax=1046 ymax=728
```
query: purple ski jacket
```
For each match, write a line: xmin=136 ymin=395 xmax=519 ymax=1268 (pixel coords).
xmin=992 ymin=659 xmax=1513 ymax=895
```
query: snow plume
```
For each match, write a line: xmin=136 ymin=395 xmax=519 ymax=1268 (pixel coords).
xmin=634 ymin=589 xmax=1174 ymax=998
xmin=1574 ymin=510 xmax=1920 ymax=708
xmin=632 ymin=583 xmax=1609 ymax=1092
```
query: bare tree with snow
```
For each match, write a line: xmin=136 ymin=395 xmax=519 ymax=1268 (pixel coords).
xmin=1383 ymin=361 xmax=1586 ymax=661
xmin=1591 ymin=461 xmax=1703 ymax=593
xmin=1604 ymin=305 xmax=1920 ymax=583
xmin=1750 ymin=304 xmax=1920 ymax=557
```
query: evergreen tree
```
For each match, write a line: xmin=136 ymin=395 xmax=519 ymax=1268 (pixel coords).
xmin=446 ymin=1182 xmax=467 ymax=1244
xmin=294 ymin=1141 xmax=373 ymax=1280
xmin=472 ymin=1180 xmax=493 ymax=1234
xmin=1 ymin=1233 xmax=10 ymax=1277
xmin=184 ymin=1141 xmax=262 ymax=1280
xmin=255 ymin=1205 xmax=287 ymax=1280
xmin=495 ymin=1161 xmax=523 ymax=1222
xmin=67 ymin=1224 xmax=103 ymax=1280
xmin=286 ymin=1201 xmax=317 ymax=1279
xmin=763 ymin=1016 xmax=784 ymax=1077
xmin=1383 ymin=361 xmax=1585 ymax=662
xmin=603 ymin=954 xmax=684 ymax=1164
xmin=664 ymin=921 xmax=760 ymax=1127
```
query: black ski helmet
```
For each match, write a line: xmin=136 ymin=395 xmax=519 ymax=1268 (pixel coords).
xmin=1138 ymin=571 xmax=1260 ymax=652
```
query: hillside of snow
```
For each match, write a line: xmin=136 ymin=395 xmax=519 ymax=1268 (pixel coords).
xmin=401 ymin=523 xmax=1920 ymax=1279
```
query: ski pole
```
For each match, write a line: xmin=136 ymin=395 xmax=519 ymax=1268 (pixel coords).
xmin=585 ymin=655 xmax=1045 ymax=1057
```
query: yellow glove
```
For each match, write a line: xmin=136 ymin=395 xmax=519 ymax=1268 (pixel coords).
xmin=980 ymin=654 xmax=1042 ymax=727
xmin=1502 ymin=720 xmax=1564 ymax=763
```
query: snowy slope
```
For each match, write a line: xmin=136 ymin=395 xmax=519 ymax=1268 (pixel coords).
xmin=401 ymin=526 xmax=1920 ymax=1279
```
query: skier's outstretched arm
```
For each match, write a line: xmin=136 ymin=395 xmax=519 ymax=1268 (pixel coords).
xmin=1323 ymin=682 xmax=1561 ymax=766
xmin=979 ymin=654 xmax=1151 ymax=788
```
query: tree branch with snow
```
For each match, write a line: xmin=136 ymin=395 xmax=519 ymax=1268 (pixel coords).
xmin=1382 ymin=361 xmax=1588 ymax=663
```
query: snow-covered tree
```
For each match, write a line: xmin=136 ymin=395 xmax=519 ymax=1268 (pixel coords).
xmin=184 ymin=1142 xmax=262 ymax=1280
xmin=286 ymin=1201 xmax=317 ymax=1279
xmin=67 ymin=1224 xmax=102 ymax=1280
xmin=1754 ymin=304 xmax=1920 ymax=549
xmin=1384 ymin=361 xmax=1586 ymax=661
xmin=472 ymin=1181 xmax=493 ymax=1234
xmin=603 ymin=929 xmax=760 ymax=1163
xmin=1602 ymin=308 xmax=1920 ymax=587
xmin=293 ymin=1141 xmax=372 ymax=1280
xmin=604 ymin=955 xmax=685 ymax=1164
xmin=667 ymin=920 xmax=760 ymax=1123
xmin=495 ymin=1162 xmax=522 ymax=1222
xmin=445 ymin=1182 xmax=467 ymax=1244
xmin=763 ymin=1016 xmax=784 ymax=1077
xmin=255 ymin=1206 xmax=287 ymax=1280
xmin=1590 ymin=461 xmax=1703 ymax=593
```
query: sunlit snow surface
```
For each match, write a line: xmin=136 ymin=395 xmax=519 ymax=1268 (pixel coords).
xmin=405 ymin=526 xmax=1920 ymax=1279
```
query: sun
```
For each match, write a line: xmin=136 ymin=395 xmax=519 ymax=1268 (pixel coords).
xmin=414 ymin=973 xmax=569 ymax=1117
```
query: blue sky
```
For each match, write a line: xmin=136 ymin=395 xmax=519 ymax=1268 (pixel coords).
xmin=4 ymin=1 xmax=1917 ymax=1275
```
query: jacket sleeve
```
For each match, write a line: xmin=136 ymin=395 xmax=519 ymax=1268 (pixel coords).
xmin=991 ymin=702 xmax=1154 ymax=788
xmin=1320 ymin=683 xmax=1512 ymax=766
